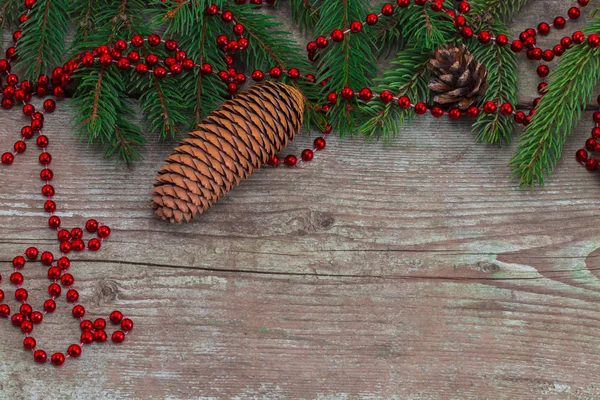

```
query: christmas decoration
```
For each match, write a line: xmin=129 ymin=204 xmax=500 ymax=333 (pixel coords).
xmin=1 ymin=0 xmax=600 ymax=366
xmin=152 ymin=81 xmax=305 ymax=223
xmin=428 ymin=44 xmax=489 ymax=111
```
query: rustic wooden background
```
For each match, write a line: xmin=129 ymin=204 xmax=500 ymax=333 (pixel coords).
xmin=2 ymin=1 xmax=600 ymax=399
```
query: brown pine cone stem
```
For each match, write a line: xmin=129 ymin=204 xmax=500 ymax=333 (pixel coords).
xmin=152 ymin=81 xmax=305 ymax=223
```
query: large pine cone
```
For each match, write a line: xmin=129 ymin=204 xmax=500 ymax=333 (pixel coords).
xmin=428 ymin=44 xmax=489 ymax=110
xmin=152 ymin=82 xmax=305 ymax=223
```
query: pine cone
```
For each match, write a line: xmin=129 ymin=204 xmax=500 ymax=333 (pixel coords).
xmin=428 ymin=44 xmax=489 ymax=110
xmin=152 ymin=82 xmax=305 ymax=223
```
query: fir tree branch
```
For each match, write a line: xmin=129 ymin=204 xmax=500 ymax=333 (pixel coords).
xmin=359 ymin=47 xmax=432 ymax=139
xmin=288 ymin=0 xmax=320 ymax=31
xmin=16 ymin=0 xmax=70 ymax=80
xmin=469 ymin=0 xmax=530 ymax=25
xmin=315 ymin=0 xmax=377 ymax=135
xmin=0 ymin=0 xmax=21 ymax=49
xmin=510 ymin=22 xmax=600 ymax=187
xmin=466 ymin=21 xmax=517 ymax=145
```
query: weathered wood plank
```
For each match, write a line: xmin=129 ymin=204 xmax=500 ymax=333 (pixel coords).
xmin=1 ymin=1 xmax=600 ymax=399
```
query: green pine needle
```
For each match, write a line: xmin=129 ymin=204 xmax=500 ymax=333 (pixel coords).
xmin=469 ymin=0 xmax=530 ymax=25
xmin=16 ymin=0 xmax=70 ymax=80
xmin=510 ymin=21 xmax=600 ymax=187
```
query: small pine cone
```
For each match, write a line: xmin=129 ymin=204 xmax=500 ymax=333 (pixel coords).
xmin=152 ymin=82 xmax=305 ymax=223
xmin=428 ymin=44 xmax=489 ymax=110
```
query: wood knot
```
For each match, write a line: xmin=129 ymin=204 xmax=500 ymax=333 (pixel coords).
xmin=96 ymin=279 xmax=119 ymax=304
xmin=477 ymin=261 xmax=500 ymax=274
xmin=311 ymin=211 xmax=334 ymax=230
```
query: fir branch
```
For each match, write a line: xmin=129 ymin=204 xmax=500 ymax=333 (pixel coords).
xmin=16 ymin=0 xmax=70 ymax=80
xmin=359 ymin=47 xmax=431 ymax=139
xmin=510 ymin=23 xmax=600 ymax=187
xmin=469 ymin=0 xmax=530 ymax=25
xmin=288 ymin=0 xmax=320 ymax=31
xmin=315 ymin=0 xmax=378 ymax=135
xmin=0 ymin=0 xmax=21 ymax=49
xmin=466 ymin=21 xmax=518 ymax=145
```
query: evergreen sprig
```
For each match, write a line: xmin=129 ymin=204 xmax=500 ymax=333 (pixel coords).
xmin=466 ymin=21 xmax=518 ymax=145
xmin=315 ymin=0 xmax=377 ymax=135
xmin=0 ymin=0 xmax=21 ymax=49
xmin=288 ymin=0 xmax=320 ymax=31
xmin=359 ymin=47 xmax=432 ymax=139
xmin=16 ymin=0 xmax=70 ymax=81
xmin=510 ymin=20 xmax=600 ymax=187
xmin=469 ymin=0 xmax=530 ymax=25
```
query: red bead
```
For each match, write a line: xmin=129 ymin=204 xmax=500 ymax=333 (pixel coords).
xmin=511 ymin=40 xmax=523 ymax=52
xmin=586 ymin=138 xmax=597 ymax=151
xmin=398 ymin=96 xmax=410 ymax=109
xmin=15 ymin=288 xmax=28 ymax=301
xmin=327 ymin=92 xmax=338 ymax=104
xmin=148 ymin=33 xmax=161 ymax=46
xmin=331 ymin=29 xmax=344 ymax=42
xmin=594 ymin=112 xmax=600 ymax=123
xmin=478 ymin=31 xmax=491 ymax=44
xmin=40 ymin=167 xmax=53 ymax=180
xmin=81 ymin=331 xmax=94 ymax=344
xmin=341 ymin=87 xmax=354 ymax=100
xmin=483 ymin=101 xmax=497 ymax=113
xmin=88 ymin=238 xmax=101 ymax=251
xmin=593 ymin=127 xmax=600 ymax=138
xmin=461 ymin=27 xmax=473 ymax=39
xmin=589 ymin=34 xmax=600 ymax=48
xmin=586 ymin=159 xmax=597 ymax=171
xmin=20 ymin=320 xmax=33 ymax=333
xmin=288 ymin=68 xmax=300 ymax=79
xmin=71 ymin=228 xmax=83 ymax=239
xmin=20 ymin=304 xmax=32 ymax=316
xmin=573 ymin=31 xmax=585 ymax=44
xmin=23 ymin=337 xmax=36 ymax=350
xmin=576 ymin=149 xmax=589 ymax=162
xmin=112 ymin=330 xmax=126 ymax=343
xmin=39 ymin=152 xmax=52 ymax=165
xmin=430 ymin=106 xmax=443 ymax=118
xmin=131 ymin=35 xmax=144 ymax=47
xmin=94 ymin=330 xmax=107 ymax=342
xmin=283 ymin=155 xmax=297 ymax=167
xmin=48 ymin=215 xmax=61 ymax=229
xmin=31 ymin=311 xmax=43 ymax=324
xmin=537 ymin=22 xmax=550 ymax=36
xmin=48 ymin=267 xmax=61 ymax=281
xmin=51 ymin=352 xmax=65 ymax=366
xmin=97 ymin=225 xmax=111 ymax=238
xmin=0 ymin=290 xmax=3 ymax=301
xmin=10 ymin=272 xmax=24 ymax=285
xmin=269 ymin=67 xmax=282 ymax=78
xmin=121 ymin=318 xmax=134 ymax=332
xmin=267 ymin=156 xmax=279 ymax=167
xmin=221 ymin=10 xmax=233 ymax=22
xmin=301 ymin=149 xmax=314 ymax=162
xmin=145 ymin=54 xmax=158 ymax=66
xmin=57 ymin=256 xmax=70 ymax=269
xmin=381 ymin=4 xmax=394 ymax=16
xmin=66 ymin=289 xmax=79 ymax=302
xmin=316 ymin=36 xmax=328 ymax=49
xmin=25 ymin=247 xmax=38 ymax=260
xmin=568 ymin=7 xmax=581 ymax=20
xmin=205 ymin=4 xmax=219 ymax=15
xmin=0 ymin=304 xmax=9 ymax=317
xmin=366 ymin=13 xmax=378 ymax=25
xmin=358 ymin=88 xmax=373 ymax=101
xmin=44 ymin=299 xmax=56 ymax=313
xmin=500 ymin=103 xmax=513 ymax=116
xmin=61 ymin=273 xmax=74 ymax=287
xmin=380 ymin=90 xmax=394 ymax=103
xmin=448 ymin=108 xmax=461 ymax=120
xmin=579 ymin=0 xmax=589 ymax=6
xmin=164 ymin=39 xmax=178 ymax=52
xmin=457 ymin=1 xmax=470 ymax=13
xmin=314 ymin=137 xmax=326 ymax=150
xmin=1 ymin=152 xmax=14 ymax=165
xmin=41 ymin=251 xmax=54 ymax=265
xmin=11 ymin=313 xmax=24 ymax=326
xmin=36 ymin=135 xmax=48 ymax=148
xmin=537 ymin=65 xmax=550 ymax=78
xmin=414 ymin=103 xmax=427 ymax=115
xmin=250 ymin=70 xmax=264 ymax=82
xmin=85 ymin=219 xmax=98 ymax=232
xmin=153 ymin=66 xmax=167 ymax=78
xmin=93 ymin=318 xmax=107 ymax=330
xmin=12 ymin=255 xmax=25 ymax=269
xmin=34 ymin=350 xmax=47 ymax=363
xmin=227 ymin=83 xmax=238 ymax=94
xmin=350 ymin=21 xmax=362 ymax=33
xmin=72 ymin=305 xmax=85 ymax=318
xmin=68 ymin=344 xmax=82 ymax=358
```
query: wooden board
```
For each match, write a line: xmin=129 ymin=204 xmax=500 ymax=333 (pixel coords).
xmin=1 ymin=1 xmax=600 ymax=398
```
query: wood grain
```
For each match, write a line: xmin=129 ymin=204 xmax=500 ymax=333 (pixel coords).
xmin=2 ymin=1 xmax=600 ymax=399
